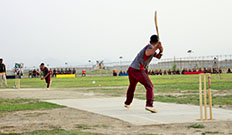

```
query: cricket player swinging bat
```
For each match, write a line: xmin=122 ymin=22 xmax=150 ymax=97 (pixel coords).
xmin=124 ymin=11 xmax=163 ymax=113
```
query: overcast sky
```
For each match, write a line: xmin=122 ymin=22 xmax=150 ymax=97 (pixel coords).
xmin=0 ymin=0 xmax=232 ymax=68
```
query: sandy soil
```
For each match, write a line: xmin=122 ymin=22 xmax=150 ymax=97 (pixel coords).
xmin=0 ymin=88 xmax=232 ymax=135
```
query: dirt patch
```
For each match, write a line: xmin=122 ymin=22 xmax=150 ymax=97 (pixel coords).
xmin=0 ymin=108 xmax=232 ymax=135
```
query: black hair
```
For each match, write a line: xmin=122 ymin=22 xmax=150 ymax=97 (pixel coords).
xmin=150 ymin=35 xmax=159 ymax=43
xmin=0 ymin=58 xmax=2 ymax=61
xmin=40 ymin=63 xmax=45 ymax=66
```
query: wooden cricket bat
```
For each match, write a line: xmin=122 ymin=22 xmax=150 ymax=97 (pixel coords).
xmin=155 ymin=11 xmax=160 ymax=40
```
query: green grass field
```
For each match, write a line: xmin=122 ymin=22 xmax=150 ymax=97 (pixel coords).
xmin=3 ymin=74 xmax=232 ymax=91
xmin=0 ymin=98 xmax=65 ymax=116
xmin=2 ymin=73 xmax=232 ymax=106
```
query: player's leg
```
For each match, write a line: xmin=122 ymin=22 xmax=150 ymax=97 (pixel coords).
xmin=125 ymin=68 xmax=138 ymax=106
xmin=0 ymin=74 xmax=2 ymax=87
xmin=3 ymin=74 xmax=8 ymax=87
xmin=45 ymin=77 xmax=51 ymax=88
xmin=139 ymin=71 xmax=157 ymax=113
xmin=46 ymin=82 xmax=50 ymax=88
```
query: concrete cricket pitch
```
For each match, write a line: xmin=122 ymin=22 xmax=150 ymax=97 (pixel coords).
xmin=45 ymin=97 xmax=232 ymax=125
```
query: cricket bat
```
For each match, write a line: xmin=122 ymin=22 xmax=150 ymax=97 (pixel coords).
xmin=155 ymin=11 xmax=160 ymax=40
xmin=155 ymin=11 xmax=163 ymax=55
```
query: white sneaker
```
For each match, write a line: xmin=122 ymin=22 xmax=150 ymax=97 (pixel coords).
xmin=124 ymin=104 xmax=130 ymax=109
xmin=145 ymin=106 xmax=158 ymax=113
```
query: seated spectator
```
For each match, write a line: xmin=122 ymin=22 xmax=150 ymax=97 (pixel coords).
xmin=36 ymin=69 xmax=40 ymax=77
xmin=176 ymin=69 xmax=180 ymax=74
xmin=192 ymin=68 xmax=196 ymax=72
xmin=60 ymin=68 xmax=64 ymax=74
xmin=28 ymin=70 xmax=32 ymax=78
xmin=113 ymin=69 xmax=117 ymax=76
xmin=68 ymin=68 xmax=72 ymax=74
xmin=57 ymin=68 xmax=60 ymax=74
xmin=168 ymin=69 xmax=172 ymax=75
xmin=227 ymin=68 xmax=231 ymax=73
xmin=155 ymin=69 xmax=159 ymax=75
xmin=219 ymin=68 xmax=222 ymax=73
xmin=213 ymin=68 xmax=218 ymax=74
xmin=204 ymin=68 xmax=208 ymax=73
xmin=163 ymin=70 xmax=167 ymax=75
xmin=198 ymin=68 xmax=202 ymax=72
xmin=151 ymin=70 xmax=155 ymax=75
xmin=52 ymin=68 xmax=57 ymax=77
xmin=119 ymin=71 xmax=123 ymax=74
xmin=172 ymin=70 xmax=176 ymax=75
xmin=148 ymin=70 xmax=151 ymax=75
xmin=181 ymin=69 xmax=186 ymax=74
xmin=159 ymin=69 xmax=162 ymax=75
xmin=72 ymin=68 xmax=76 ymax=74
xmin=207 ymin=68 xmax=212 ymax=73
xmin=32 ymin=69 xmax=37 ymax=78
xmin=65 ymin=68 xmax=68 ymax=74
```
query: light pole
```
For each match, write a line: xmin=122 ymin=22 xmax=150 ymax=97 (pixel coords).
xmin=119 ymin=56 xmax=123 ymax=71
xmin=187 ymin=50 xmax=194 ymax=57
xmin=65 ymin=62 xmax=68 ymax=67
xmin=88 ymin=59 xmax=92 ymax=70
xmin=187 ymin=50 xmax=194 ymax=69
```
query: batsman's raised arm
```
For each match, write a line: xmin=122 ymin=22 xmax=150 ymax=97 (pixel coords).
xmin=145 ymin=42 xmax=163 ymax=57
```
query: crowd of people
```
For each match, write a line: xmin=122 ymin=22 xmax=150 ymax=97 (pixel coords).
xmin=148 ymin=67 xmax=231 ymax=75
xmin=114 ymin=68 xmax=232 ymax=76
xmin=29 ymin=68 xmax=77 ymax=78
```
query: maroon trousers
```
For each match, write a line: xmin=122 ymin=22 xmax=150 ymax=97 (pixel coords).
xmin=45 ymin=76 xmax=51 ymax=88
xmin=125 ymin=67 xmax=154 ymax=107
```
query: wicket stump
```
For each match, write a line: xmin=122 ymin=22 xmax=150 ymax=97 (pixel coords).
xmin=199 ymin=73 xmax=213 ymax=120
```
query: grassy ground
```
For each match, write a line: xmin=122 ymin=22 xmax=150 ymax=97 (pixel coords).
xmin=0 ymin=98 xmax=64 ymax=116
xmin=2 ymin=74 xmax=232 ymax=106
xmin=135 ymin=94 xmax=232 ymax=105
xmin=3 ymin=74 xmax=232 ymax=91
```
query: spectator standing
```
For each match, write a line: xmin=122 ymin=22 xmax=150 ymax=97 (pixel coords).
xmin=82 ymin=69 xmax=86 ymax=77
xmin=0 ymin=58 xmax=8 ymax=87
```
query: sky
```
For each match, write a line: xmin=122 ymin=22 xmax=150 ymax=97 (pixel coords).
xmin=0 ymin=0 xmax=232 ymax=69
